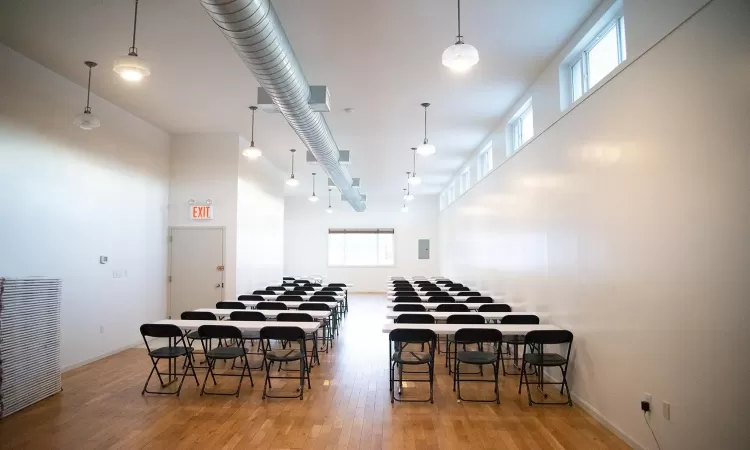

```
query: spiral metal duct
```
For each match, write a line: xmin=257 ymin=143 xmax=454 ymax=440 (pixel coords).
xmin=199 ymin=0 xmax=366 ymax=211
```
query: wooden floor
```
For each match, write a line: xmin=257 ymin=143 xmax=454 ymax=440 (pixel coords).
xmin=0 ymin=295 xmax=628 ymax=450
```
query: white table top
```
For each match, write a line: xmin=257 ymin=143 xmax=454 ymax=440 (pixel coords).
xmin=154 ymin=319 xmax=321 ymax=333
xmin=240 ymin=300 xmax=339 ymax=309
xmin=385 ymin=311 xmax=532 ymax=320
xmin=195 ymin=308 xmax=331 ymax=319
xmin=386 ymin=302 xmax=517 ymax=311
xmin=382 ymin=323 xmax=560 ymax=334
xmin=387 ymin=288 xmax=483 ymax=295
xmin=256 ymin=294 xmax=344 ymax=301
xmin=386 ymin=295 xmax=501 ymax=302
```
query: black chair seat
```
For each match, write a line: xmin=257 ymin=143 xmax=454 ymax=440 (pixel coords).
xmin=266 ymin=349 xmax=304 ymax=361
xmin=524 ymin=352 xmax=568 ymax=366
xmin=241 ymin=330 xmax=261 ymax=340
xmin=186 ymin=330 xmax=202 ymax=340
xmin=148 ymin=346 xmax=193 ymax=358
xmin=392 ymin=351 xmax=432 ymax=365
xmin=502 ymin=335 xmax=525 ymax=344
xmin=206 ymin=347 xmax=245 ymax=359
xmin=456 ymin=350 xmax=496 ymax=364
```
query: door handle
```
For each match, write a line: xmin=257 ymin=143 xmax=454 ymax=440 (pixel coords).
xmin=215 ymin=283 xmax=221 ymax=288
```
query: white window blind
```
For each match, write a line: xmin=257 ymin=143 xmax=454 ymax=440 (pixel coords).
xmin=328 ymin=229 xmax=395 ymax=266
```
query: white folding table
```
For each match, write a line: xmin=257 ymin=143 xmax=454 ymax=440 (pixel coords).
xmin=195 ymin=308 xmax=331 ymax=320
xmin=153 ymin=319 xmax=321 ymax=333
xmin=386 ymin=295 xmax=502 ymax=302
xmin=381 ymin=323 xmax=560 ymax=334
xmin=385 ymin=311 xmax=534 ymax=321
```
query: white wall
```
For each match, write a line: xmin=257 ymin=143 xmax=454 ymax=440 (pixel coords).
xmin=439 ymin=0 xmax=750 ymax=449
xmin=0 ymin=44 xmax=170 ymax=370
xmin=284 ymin=196 xmax=440 ymax=291
xmin=236 ymin=137 xmax=285 ymax=295
xmin=168 ymin=133 xmax=239 ymax=297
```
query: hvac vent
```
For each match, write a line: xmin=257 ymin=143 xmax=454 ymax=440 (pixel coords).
xmin=307 ymin=150 xmax=351 ymax=164
xmin=329 ymin=178 xmax=359 ymax=188
xmin=258 ymin=86 xmax=331 ymax=113
xmin=0 ymin=277 xmax=62 ymax=418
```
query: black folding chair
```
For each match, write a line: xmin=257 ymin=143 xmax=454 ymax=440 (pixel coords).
xmin=260 ymin=326 xmax=311 ymax=400
xmin=453 ymin=328 xmax=504 ymax=403
xmin=464 ymin=297 xmax=494 ymax=304
xmin=139 ymin=324 xmax=199 ymax=396
xmin=426 ymin=291 xmax=450 ymax=297
xmin=435 ymin=303 xmax=469 ymax=312
xmin=197 ymin=325 xmax=254 ymax=397
xmin=298 ymin=303 xmax=334 ymax=351
xmin=389 ymin=328 xmax=437 ymax=403
xmin=216 ymin=301 xmax=246 ymax=309
xmin=180 ymin=311 xmax=217 ymax=367
xmin=294 ymin=286 xmax=315 ymax=292
xmin=230 ymin=311 xmax=267 ymax=370
xmin=449 ymin=286 xmax=470 ymax=292
xmin=519 ymin=330 xmax=574 ymax=406
xmin=278 ymin=295 xmax=303 ymax=302
xmin=393 ymin=304 xmax=426 ymax=312
xmin=253 ymin=290 xmax=274 ymax=295
xmin=459 ymin=291 xmax=481 ymax=297
xmin=501 ymin=315 xmax=539 ymax=375
xmin=394 ymin=297 xmax=422 ymax=303
xmin=256 ymin=301 xmax=288 ymax=311
xmin=395 ymin=314 xmax=434 ymax=354
xmin=394 ymin=292 xmax=420 ymax=297
xmin=308 ymin=295 xmax=339 ymax=334
xmin=478 ymin=303 xmax=512 ymax=323
xmin=428 ymin=296 xmax=454 ymax=303
xmin=277 ymin=313 xmax=319 ymax=368
xmin=266 ymin=286 xmax=287 ymax=292
xmin=238 ymin=294 xmax=264 ymax=301
xmin=444 ymin=314 xmax=485 ymax=373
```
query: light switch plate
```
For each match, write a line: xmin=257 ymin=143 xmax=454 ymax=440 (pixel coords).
xmin=99 ymin=256 xmax=108 ymax=264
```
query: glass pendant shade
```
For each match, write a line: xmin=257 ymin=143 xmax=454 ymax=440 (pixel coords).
xmin=308 ymin=194 xmax=319 ymax=202
xmin=242 ymin=145 xmax=262 ymax=160
xmin=441 ymin=42 xmax=479 ymax=73
xmin=401 ymin=205 xmax=409 ymax=213
xmin=408 ymin=175 xmax=422 ymax=186
xmin=74 ymin=111 xmax=101 ymax=130
xmin=404 ymin=192 xmax=415 ymax=201
xmin=286 ymin=176 xmax=299 ymax=187
xmin=417 ymin=142 xmax=436 ymax=156
xmin=326 ymin=206 xmax=333 ymax=213
xmin=113 ymin=53 xmax=151 ymax=82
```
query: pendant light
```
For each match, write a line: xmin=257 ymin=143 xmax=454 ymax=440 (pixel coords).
xmin=242 ymin=106 xmax=263 ymax=160
xmin=416 ymin=103 xmax=436 ymax=156
xmin=286 ymin=149 xmax=300 ymax=186
xmin=442 ymin=0 xmax=479 ymax=73
xmin=408 ymin=148 xmax=422 ymax=185
xmin=401 ymin=189 xmax=409 ymax=213
xmin=113 ymin=0 xmax=151 ymax=82
xmin=404 ymin=172 xmax=415 ymax=201
xmin=73 ymin=61 xmax=101 ymax=130
xmin=326 ymin=187 xmax=333 ymax=213
xmin=309 ymin=172 xmax=319 ymax=202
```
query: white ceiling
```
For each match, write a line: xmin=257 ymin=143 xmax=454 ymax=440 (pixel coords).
xmin=0 ymin=0 xmax=600 ymax=200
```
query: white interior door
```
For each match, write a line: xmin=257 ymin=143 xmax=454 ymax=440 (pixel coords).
xmin=169 ymin=227 xmax=224 ymax=319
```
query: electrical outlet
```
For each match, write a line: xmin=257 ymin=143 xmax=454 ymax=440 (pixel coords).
xmin=662 ymin=401 xmax=670 ymax=420
xmin=644 ymin=393 xmax=652 ymax=405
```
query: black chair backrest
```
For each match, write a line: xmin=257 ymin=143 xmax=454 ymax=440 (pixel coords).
xmin=459 ymin=291 xmax=481 ymax=297
xmin=449 ymin=286 xmax=469 ymax=291
xmin=324 ymin=286 xmax=344 ymax=292
xmin=216 ymin=301 xmax=246 ymax=310
xmin=309 ymin=283 xmax=322 ymax=287
xmin=463 ymin=297 xmax=493 ymax=303
xmin=328 ymin=283 xmax=346 ymax=287
xmin=298 ymin=302 xmax=331 ymax=311
xmin=525 ymin=330 xmax=574 ymax=345
xmin=314 ymin=290 xmax=337 ymax=295
xmin=238 ymin=294 xmax=264 ymax=301
xmin=394 ymin=292 xmax=419 ymax=297
xmin=310 ymin=295 xmax=335 ymax=303
xmin=141 ymin=323 xmax=183 ymax=338
xmin=282 ymin=282 xmax=296 ymax=287
xmin=266 ymin=286 xmax=286 ymax=292
xmin=501 ymin=314 xmax=539 ymax=325
xmin=283 ymin=277 xmax=295 ymax=281
xmin=435 ymin=303 xmax=470 ymax=312
xmin=260 ymin=326 xmax=305 ymax=342
xmin=277 ymin=295 xmax=303 ymax=302
xmin=180 ymin=311 xmax=217 ymax=320
xmin=478 ymin=303 xmax=512 ymax=312
xmin=277 ymin=312 xmax=314 ymax=322
xmin=255 ymin=301 xmax=288 ymax=310
xmin=198 ymin=324 xmax=242 ymax=340
xmin=454 ymin=328 xmax=503 ymax=345
xmin=395 ymin=313 xmax=435 ymax=324
xmin=428 ymin=296 xmax=454 ymax=303
xmin=253 ymin=290 xmax=274 ymax=295
xmin=394 ymin=287 xmax=415 ymax=291
xmin=294 ymin=286 xmax=314 ymax=292
xmin=230 ymin=311 xmax=266 ymax=321
xmin=389 ymin=329 xmax=436 ymax=345
xmin=436 ymin=280 xmax=452 ymax=285
xmin=446 ymin=314 xmax=485 ymax=324
xmin=426 ymin=291 xmax=449 ymax=297
xmin=394 ymin=297 xmax=422 ymax=303
xmin=393 ymin=304 xmax=427 ymax=312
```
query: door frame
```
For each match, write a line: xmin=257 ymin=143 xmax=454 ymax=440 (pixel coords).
xmin=167 ymin=226 xmax=226 ymax=319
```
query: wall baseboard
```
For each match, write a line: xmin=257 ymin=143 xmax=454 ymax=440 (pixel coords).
xmin=62 ymin=339 xmax=146 ymax=373
xmin=543 ymin=372 xmax=646 ymax=450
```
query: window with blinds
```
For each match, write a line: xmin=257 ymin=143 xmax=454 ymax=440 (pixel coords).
xmin=328 ymin=228 xmax=395 ymax=266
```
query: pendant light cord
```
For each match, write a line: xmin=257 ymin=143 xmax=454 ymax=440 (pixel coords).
xmin=424 ymin=105 xmax=428 ymax=142
xmin=85 ymin=66 xmax=92 ymax=111
xmin=412 ymin=148 xmax=417 ymax=175
xmin=129 ymin=0 xmax=139 ymax=54
xmin=312 ymin=173 xmax=316 ymax=196
xmin=290 ymin=150 xmax=295 ymax=176
xmin=250 ymin=107 xmax=256 ymax=146
xmin=457 ymin=0 xmax=463 ymax=42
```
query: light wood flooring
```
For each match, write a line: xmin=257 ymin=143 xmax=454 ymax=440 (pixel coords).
xmin=0 ymin=295 xmax=628 ymax=449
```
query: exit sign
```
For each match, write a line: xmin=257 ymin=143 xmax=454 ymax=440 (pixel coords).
xmin=191 ymin=205 xmax=213 ymax=220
